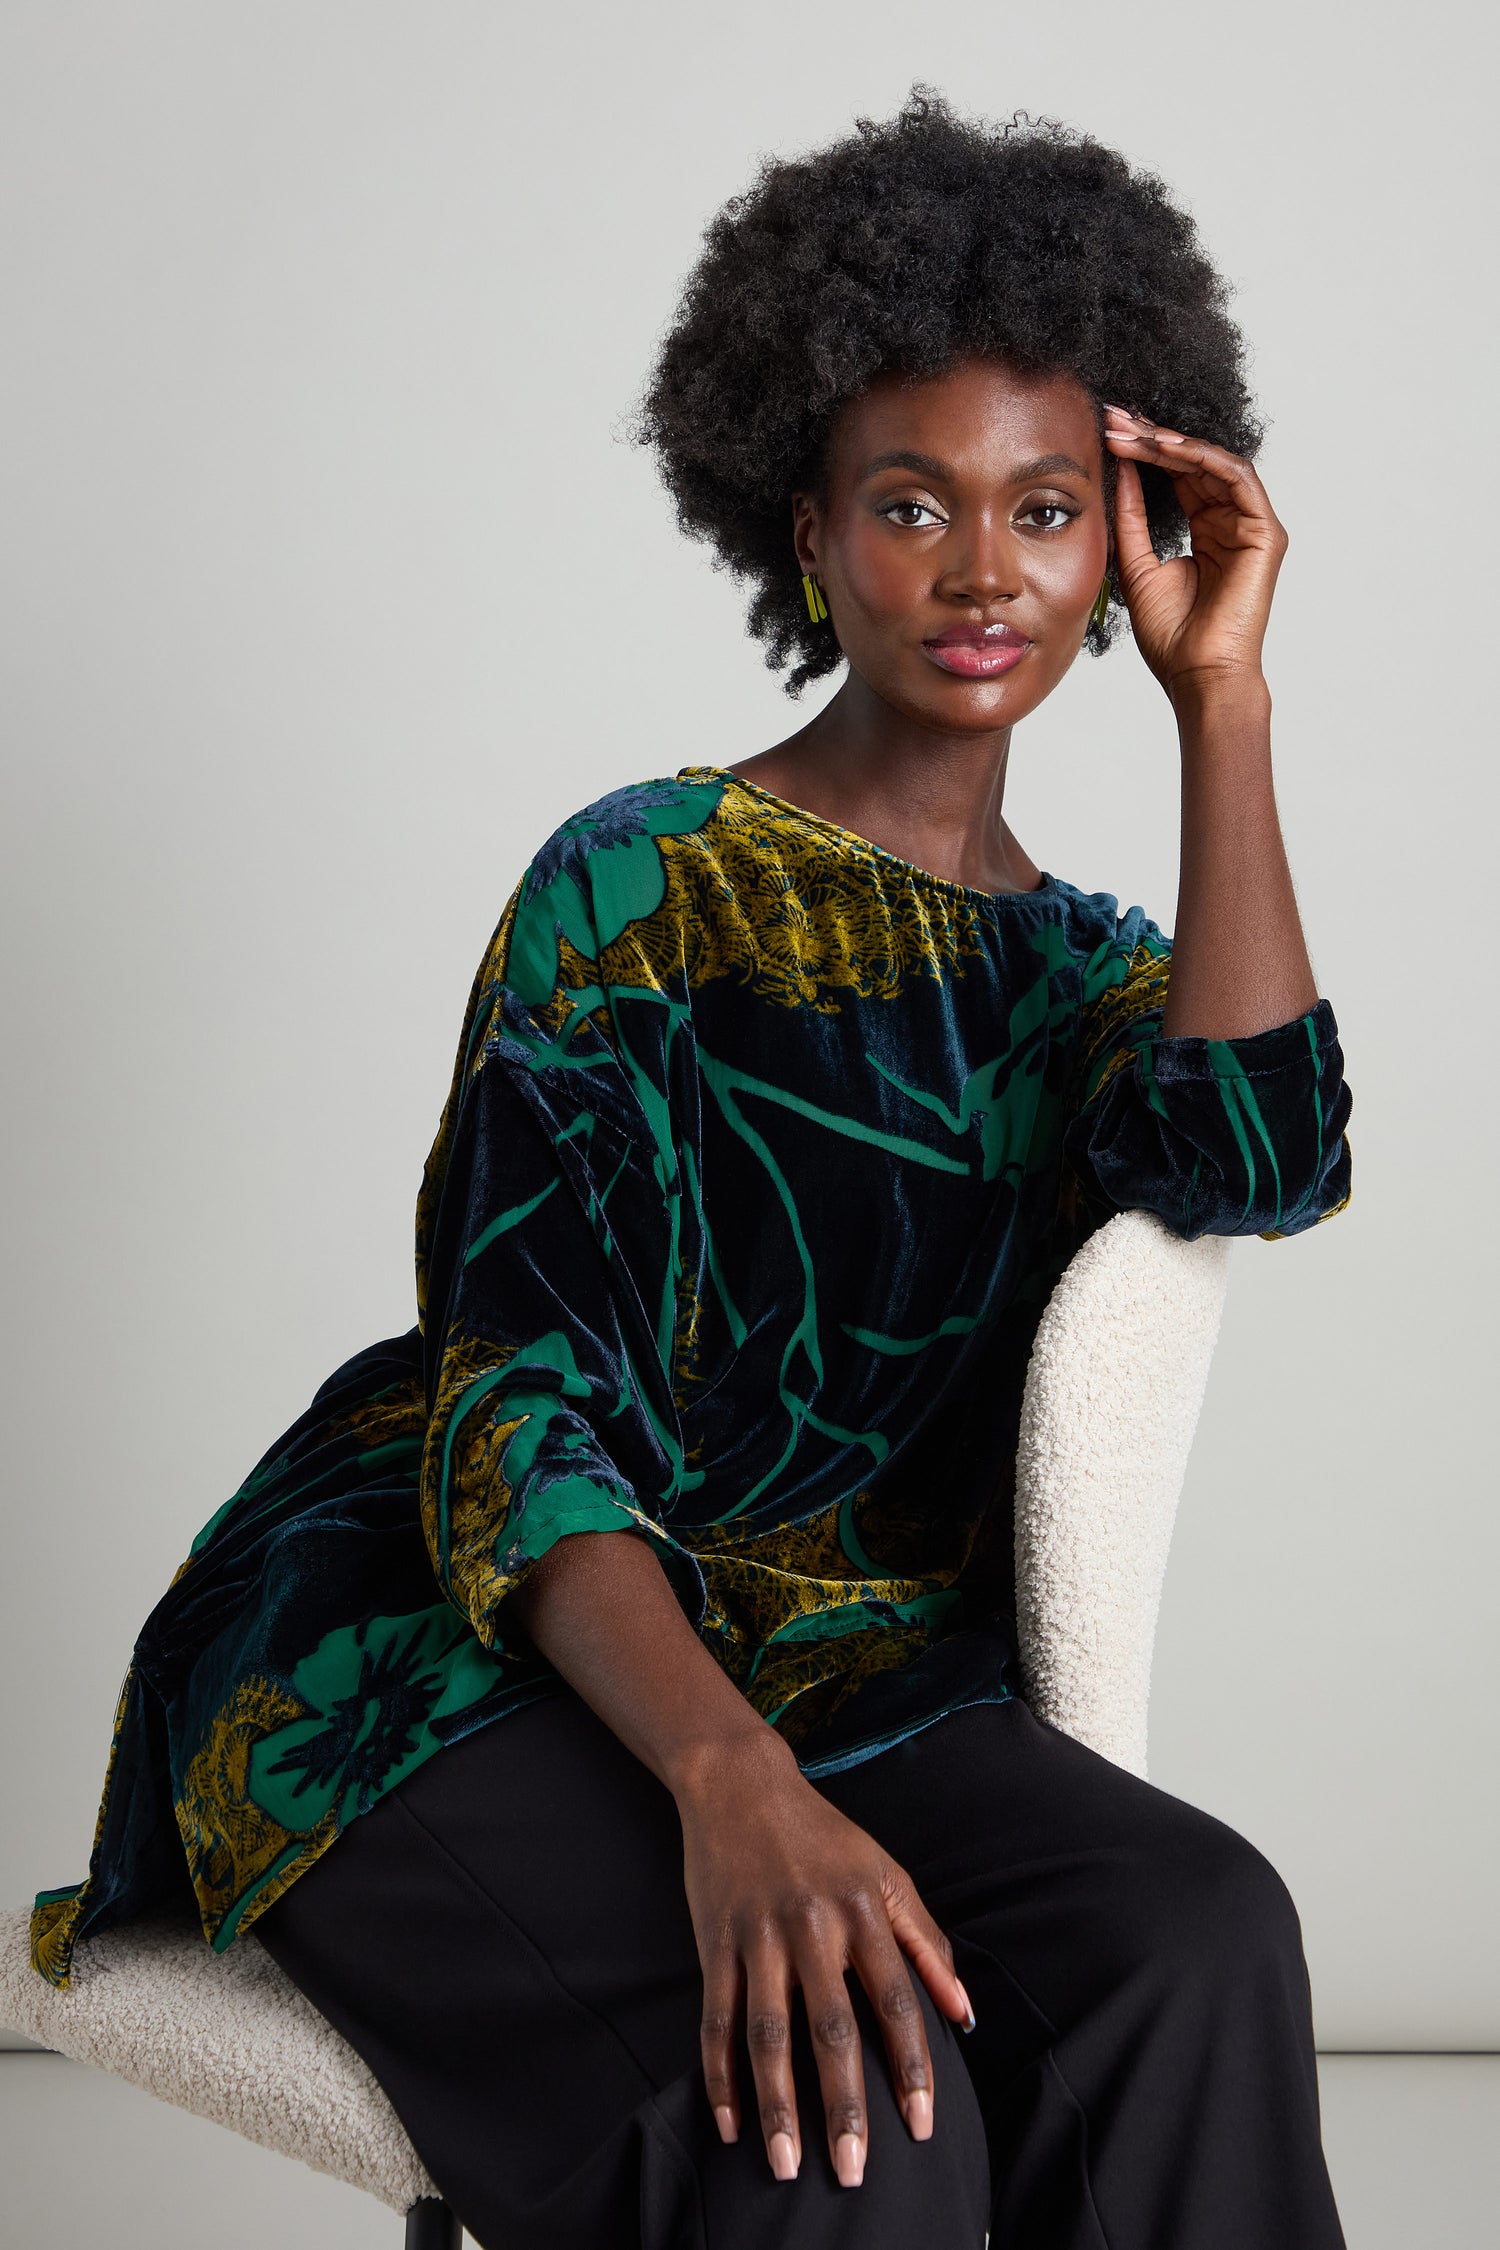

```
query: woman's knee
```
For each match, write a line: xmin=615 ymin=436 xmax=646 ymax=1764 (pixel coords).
xmin=1107 ymin=1796 xmax=1309 ymax=1996
xmin=835 ymin=1976 xmax=989 ymax=2190
xmin=695 ymin=1990 xmax=989 ymax=2246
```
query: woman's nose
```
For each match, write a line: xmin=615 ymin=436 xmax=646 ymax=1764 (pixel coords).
xmin=937 ymin=519 xmax=1024 ymax=604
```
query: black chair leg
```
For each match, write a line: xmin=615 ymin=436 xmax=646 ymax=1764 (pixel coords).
xmin=404 ymin=2196 xmax=461 ymax=2248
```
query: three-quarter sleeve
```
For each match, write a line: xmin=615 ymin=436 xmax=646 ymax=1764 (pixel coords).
xmin=1063 ymin=909 xmax=1352 ymax=1241
xmin=412 ymin=879 xmax=703 ymax=1651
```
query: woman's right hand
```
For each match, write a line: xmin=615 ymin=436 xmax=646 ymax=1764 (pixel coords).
xmin=674 ymin=1730 xmax=975 ymax=2187
xmin=510 ymin=1530 xmax=974 ymax=2186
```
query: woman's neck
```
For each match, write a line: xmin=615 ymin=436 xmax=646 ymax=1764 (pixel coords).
xmin=729 ymin=674 xmax=1041 ymax=896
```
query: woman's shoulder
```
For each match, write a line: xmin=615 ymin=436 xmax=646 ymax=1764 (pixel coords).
xmin=1040 ymin=874 xmax=1170 ymax=964
xmin=522 ymin=769 xmax=728 ymax=899
xmin=489 ymin=769 xmax=726 ymax=1003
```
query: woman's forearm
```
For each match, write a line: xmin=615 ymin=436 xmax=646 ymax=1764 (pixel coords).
xmin=511 ymin=1525 xmax=966 ymax=2180
xmin=507 ymin=1528 xmax=796 ymax=1801
xmin=1159 ymin=674 xmax=1319 ymax=1041
xmin=1103 ymin=411 xmax=1317 ymax=1043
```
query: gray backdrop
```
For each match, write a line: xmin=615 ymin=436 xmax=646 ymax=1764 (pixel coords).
xmin=3 ymin=1 xmax=1494 ymax=2051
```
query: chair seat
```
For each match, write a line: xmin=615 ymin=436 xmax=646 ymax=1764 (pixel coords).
xmin=0 ymin=1905 xmax=434 ymax=2214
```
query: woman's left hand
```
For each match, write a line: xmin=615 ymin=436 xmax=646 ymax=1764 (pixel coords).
xmin=1103 ymin=405 xmax=1287 ymax=700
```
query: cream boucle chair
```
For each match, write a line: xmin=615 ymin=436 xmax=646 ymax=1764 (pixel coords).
xmin=0 ymin=1209 xmax=1229 ymax=2246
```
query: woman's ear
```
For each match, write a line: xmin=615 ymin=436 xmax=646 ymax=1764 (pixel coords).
xmin=791 ymin=492 xmax=820 ymax=578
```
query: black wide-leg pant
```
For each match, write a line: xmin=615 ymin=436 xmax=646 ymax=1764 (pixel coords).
xmin=257 ymin=1692 xmax=1347 ymax=2250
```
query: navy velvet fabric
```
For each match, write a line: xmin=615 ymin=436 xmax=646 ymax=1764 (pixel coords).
xmin=32 ymin=766 xmax=1351 ymax=1985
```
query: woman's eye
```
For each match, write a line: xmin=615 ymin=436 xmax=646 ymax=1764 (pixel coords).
xmin=1020 ymin=502 xmax=1077 ymax=531
xmin=879 ymin=498 xmax=945 ymax=528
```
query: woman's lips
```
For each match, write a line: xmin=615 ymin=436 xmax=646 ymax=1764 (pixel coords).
xmin=921 ymin=625 xmax=1031 ymax=679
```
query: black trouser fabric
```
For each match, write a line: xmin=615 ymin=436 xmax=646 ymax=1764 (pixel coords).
xmin=257 ymin=1692 xmax=1346 ymax=2250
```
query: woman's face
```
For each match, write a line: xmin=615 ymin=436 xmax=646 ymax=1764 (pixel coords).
xmin=794 ymin=357 xmax=1110 ymax=734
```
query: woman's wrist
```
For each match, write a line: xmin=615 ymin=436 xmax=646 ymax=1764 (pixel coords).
xmin=1168 ymin=664 xmax=1273 ymax=742
xmin=668 ymin=1720 xmax=802 ymax=1812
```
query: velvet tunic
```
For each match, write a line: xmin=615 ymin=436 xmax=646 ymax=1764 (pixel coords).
xmin=32 ymin=765 xmax=1352 ymax=1986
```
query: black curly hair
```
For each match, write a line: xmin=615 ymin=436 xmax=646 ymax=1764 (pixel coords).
xmin=636 ymin=88 xmax=1262 ymax=694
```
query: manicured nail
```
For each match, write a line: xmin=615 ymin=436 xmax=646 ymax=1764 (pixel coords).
xmin=956 ymin=1979 xmax=977 ymax=2032
xmin=714 ymin=2105 xmax=738 ymax=2144
xmin=769 ymin=2131 xmax=798 ymax=2180
xmin=835 ymin=2132 xmax=865 ymax=2187
xmin=905 ymin=2087 xmax=934 ymax=2141
xmin=1154 ymin=430 xmax=1186 ymax=444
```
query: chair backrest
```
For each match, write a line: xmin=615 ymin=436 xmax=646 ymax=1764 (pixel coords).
xmin=1014 ymin=1210 xmax=1231 ymax=1779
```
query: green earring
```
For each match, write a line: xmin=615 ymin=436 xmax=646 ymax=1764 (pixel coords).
xmin=802 ymin=572 xmax=829 ymax=624
xmin=1089 ymin=576 xmax=1111 ymax=632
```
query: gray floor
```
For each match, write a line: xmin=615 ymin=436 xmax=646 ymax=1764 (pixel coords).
xmin=0 ymin=2050 xmax=1495 ymax=2247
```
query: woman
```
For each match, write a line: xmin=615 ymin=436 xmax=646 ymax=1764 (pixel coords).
xmin=33 ymin=94 xmax=1352 ymax=2249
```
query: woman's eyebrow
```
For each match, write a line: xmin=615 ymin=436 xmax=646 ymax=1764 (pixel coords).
xmin=861 ymin=448 xmax=952 ymax=481
xmin=860 ymin=448 xmax=1093 ymax=482
xmin=1015 ymin=452 xmax=1092 ymax=481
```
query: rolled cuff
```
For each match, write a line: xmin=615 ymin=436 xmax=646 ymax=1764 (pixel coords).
xmin=1070 ymin=999 xmax=1352 ymax=1241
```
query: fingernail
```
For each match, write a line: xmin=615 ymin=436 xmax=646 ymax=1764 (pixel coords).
xmin=714 ymin=2105 xmax=738 ymax=2144
xmin=1154 ymin=430 xmax=1185 ymax=444
xmin=835 ymin=2132 xmax=865 ymax=2187
xmin=905 ymin=2087 xmax=934 ymax=2141
xmin=769 ymin=2130 xmax=798 ymax=2180
xmin=956 ymin=1979 xmax=977 ymax=2032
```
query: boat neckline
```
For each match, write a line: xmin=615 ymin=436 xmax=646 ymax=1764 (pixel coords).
xmin=676 ymin=763 xmax=1059 ymax=907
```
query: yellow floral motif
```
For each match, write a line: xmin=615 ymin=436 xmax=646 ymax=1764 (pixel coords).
xmin=225 ymin=1819 xmax=341 ymax=1945
xmin=671 ymin=1273 xmax=707 ymax=1407
xmin=317 ymin=1372 xmax=427 ymax=1454
xmin=597 ymin=774 xmax=991 ymax=1016
xmin=460 ymin=882 xmax=525 ymax=1082
xmin=1075 ymin=941 xmax=1171 ymax=1106
xmin=440 ymin=1410 xmax=530 ymax=1645
xmin=753 ymin=1625 xmax=939 ymax=1747
xmin=844 ymin=1480 xmax=986 ymax=1585
xmin=532 ymin=930 xmax=618 ymax=1044
xmin=174 ymin=1675 xmax=338 ymax=1946
xmin=691 ymin=1493 xmax=970 ymax=1736
xmin=420 ymin=1328 xmax=526 ymax=1643
xmin=29 ymin=1669 xmax=136 ymax=1985
xmin=29 ymin=1890 xmax=87 ymax=1986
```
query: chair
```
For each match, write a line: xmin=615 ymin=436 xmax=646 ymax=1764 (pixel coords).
xmin=0 ymin=1209 xmax=1230 ymax=2244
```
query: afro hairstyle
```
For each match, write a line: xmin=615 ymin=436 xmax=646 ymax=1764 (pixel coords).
xmin=636 ymin=88 xmax=1262 ymax=693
